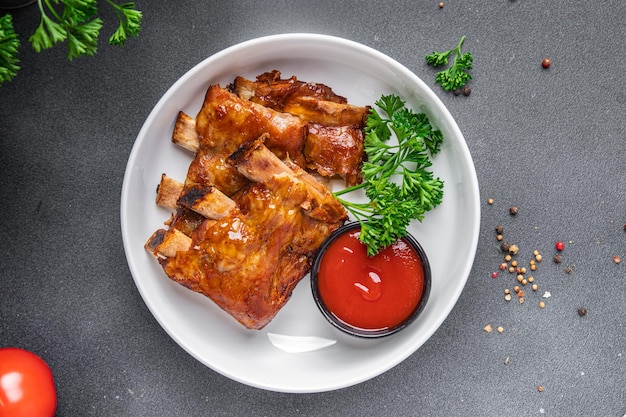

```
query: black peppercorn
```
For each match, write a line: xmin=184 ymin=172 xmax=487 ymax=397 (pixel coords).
xmin=577 ymin=307 xmax=587 ymax=316
xmin=452 ymin=88 xmax=461 ymax=96
xmin=462 ymin=86 xmax=471 ymax=96
xmin=495 ymin=225 xmax=504 ymax=235
xmin=501 ymin=242 xmax=510 ymax=253
xmin=509 ymin=206 xmax=518 ymax=215
xmin=553 ymin=254 xmax=562 ymax=263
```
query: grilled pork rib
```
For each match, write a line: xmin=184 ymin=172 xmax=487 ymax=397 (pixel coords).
xmin=146 ymin=72 xmax=364 ymax=329
xmin=147 ymin=139 xmax=347 ymax=329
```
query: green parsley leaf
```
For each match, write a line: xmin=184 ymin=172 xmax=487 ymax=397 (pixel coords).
xmin=107 ymin=1 xmax=143 ymax=46
xmin=0 ymin=14 xmax=20 ymax=85
xmin=425 ymin=35 xmax=473 ymax=92
xmin=334 ymin=94 xmax=444 ymax=256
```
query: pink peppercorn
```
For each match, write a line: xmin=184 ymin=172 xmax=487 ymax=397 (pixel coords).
xmin=555 ymin=241 xmax=565 ymax=251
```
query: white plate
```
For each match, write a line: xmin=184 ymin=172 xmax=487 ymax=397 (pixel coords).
xmin=120 ymin=33 xmax=480 ymax=393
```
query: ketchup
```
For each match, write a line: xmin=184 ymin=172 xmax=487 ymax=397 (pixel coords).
xmin=316 ymin=227 xmax=427 ymax=332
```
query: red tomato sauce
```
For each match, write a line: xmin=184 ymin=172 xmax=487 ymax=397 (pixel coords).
xmin=317 ymin=229 xmax=426 ymax=331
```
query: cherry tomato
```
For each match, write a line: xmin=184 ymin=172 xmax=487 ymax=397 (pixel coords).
xmin=0 ymin=348 xmax=57 ymax=417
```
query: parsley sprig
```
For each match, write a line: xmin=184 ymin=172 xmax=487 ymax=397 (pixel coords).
xmin=0 ymin=14 xmax=20 ymax=85
xmin=30 ymin=0 xmax=142 ymax=60
xmin=334 ymin=94 xmax=444 ymax=256
xmin=0 ymin=0 xmax=142 ymax=85
xmin=425 ymin=35 xmax=473 ymax=92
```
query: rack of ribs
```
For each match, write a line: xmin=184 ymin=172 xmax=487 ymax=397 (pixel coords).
xmin=145 ymin=71 xmax=365 ymax=329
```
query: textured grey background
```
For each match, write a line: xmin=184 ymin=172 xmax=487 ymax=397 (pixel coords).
xmin=1 ymin=1 xmax=625 ymax=416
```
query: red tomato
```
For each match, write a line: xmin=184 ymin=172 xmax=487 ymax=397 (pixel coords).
xmin=0 ymin=348 xmax=56 ymax=417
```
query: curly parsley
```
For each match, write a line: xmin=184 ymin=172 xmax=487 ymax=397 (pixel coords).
xmin=0 ymin=14 xmax=20 ymax=85
xmin=425 ymin=35 xmax=473 ymax=92
xmin=334 ymin=94 xmax=444 ymax=256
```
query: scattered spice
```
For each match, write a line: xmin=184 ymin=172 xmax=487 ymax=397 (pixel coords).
xmin=495 ymin=225 xmax=504 ymax=234
xmin=539 ymin=301 xmax=545 ymax=308
xmin=542 ymin=291 xmax=551 ymax=298
xmin=491 ymin=271 xmax=499 ymax=278
xmin=614 ymin=255 xmax=622 ymax=264
xmin=565 ymin=266 xmax=573 ymax=274
xmin=623 ymin=223 xmax=626 ymax=232
xmin=509 ymin=206 xmax=518 ymax=215
xmin=462 ymin=85 xmax=472 ymax=96
xmin=499 ymin=262 xmax=508 ymax=271
xmin=555 ymin=241 xmax=565 ymax=251
xmin=504 ymin=357 xmax=510 ymax=365
xmin=535 ymin=253 xmax=543 ymax=262
xmin=553 ymin=254 xmax=562 ymax=263
xmin=487 ymin=198 xmax=494 ymax=205
xmin=532 ymin=284 xmax=538 ymax=291
xmin=438 ymin=1 xmax=444 ymax=8
xmin=577 ymin=307 xmax=587 ymax=316
xmin=538 ymin=385 xmax=544 ymax=392
xmin=484 ymin=324 xmax=493 ymax=332
xmin=497 ymin=326 xmax=504 ymax=333
xmin=508 ymin=244 xmax=519 ymax=255
xmin=501 ymin=242 xmax=510 ymax=252
xmin=541 ymin=58 xmax=551 ymax=68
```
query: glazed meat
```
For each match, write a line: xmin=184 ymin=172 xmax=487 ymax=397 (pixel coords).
xmin=146 ymin=71 xmax=367 ymax=330
xmin=232 ymin=71 xmax=368 ymax=185
xmin=146 ymin=140 xmax=347 ymax=329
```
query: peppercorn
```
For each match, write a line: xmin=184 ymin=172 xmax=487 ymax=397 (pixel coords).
xmin=614 ymin=255 xmax=622 ymax=264
xmin=541 ymin=58 xmax=551 ymax=68
xmin=501 ymin=242 xmax=510 ymax=252
xmin=453 ymin=88 xmax=462 ymax=96
xmin=499 ymin=262 xmax=508 ymax=271
xmin=497 ymin=234 xmax=503 ymax=241
xmin=495 ymin=225 xmax=504 ymax=234
xmin=491 ymin=271 xmax=499 ymax=278
xmin=623 ymin=223 xmax=626 ymax=232
xmin=438 ymin=2 xmax=444 ymax=8
xmin=487 ymin=198 xmax=494 ymax=205
xmin=553 ymin=254 xmax=562 ymax=263
xmin=509 ymin=244 xmax=519 ymax=255
xmin=509 ymin=206 xmax=518 ymax=215
xmin=565 ymin=266 xmax=572 ymax=274
xmin=462 ymin=85 xmax=472 ymax=96
xmin=555 ymin=241 xmax=565 ymax=251
xmin=578 ymin=307 xmax=587 ymax=316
